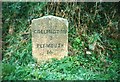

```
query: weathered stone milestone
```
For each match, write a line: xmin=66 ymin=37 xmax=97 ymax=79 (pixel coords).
xmin=31 ymin=15 xmax=68 ymax=62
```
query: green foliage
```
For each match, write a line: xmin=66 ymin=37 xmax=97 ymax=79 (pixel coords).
xmin=2 ymin=2 xmax=120 ymax=80
xmin=73 ymin=37 xmax=82 ymax=50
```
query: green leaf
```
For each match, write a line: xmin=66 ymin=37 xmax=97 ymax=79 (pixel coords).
xmin=75 ymin=37 xmax=81 ymax=43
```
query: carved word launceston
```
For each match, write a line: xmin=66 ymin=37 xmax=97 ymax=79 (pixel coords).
xmin=33 ymin=29 xmax=67 ymax=34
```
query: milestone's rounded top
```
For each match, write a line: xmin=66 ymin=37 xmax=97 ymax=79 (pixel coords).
xmin=32 ymin=15 xmax=68 ymax=27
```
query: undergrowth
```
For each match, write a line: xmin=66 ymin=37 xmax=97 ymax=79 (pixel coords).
xmin=2 ymin=2 xmax=120 ymax=80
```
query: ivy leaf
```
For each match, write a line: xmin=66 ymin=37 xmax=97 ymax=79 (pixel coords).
xmin=89 ymin=44 xmax=95 ymax=50
xmin=75 ymin=37 xmax=81 ymax=43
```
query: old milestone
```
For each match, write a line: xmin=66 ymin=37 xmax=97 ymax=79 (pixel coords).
xmin=31 ymin=15 xmax=68 ymax=62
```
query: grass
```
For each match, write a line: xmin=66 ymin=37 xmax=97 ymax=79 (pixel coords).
xmin=2 ymin=2 xmax=120 ymax=80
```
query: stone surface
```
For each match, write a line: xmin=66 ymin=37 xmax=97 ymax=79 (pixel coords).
xmin=31 ymin=15 xmax=68 ymax=62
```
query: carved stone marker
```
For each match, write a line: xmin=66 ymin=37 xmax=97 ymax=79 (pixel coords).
xmin=31 ymin=15 xmax=68 ymax=62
